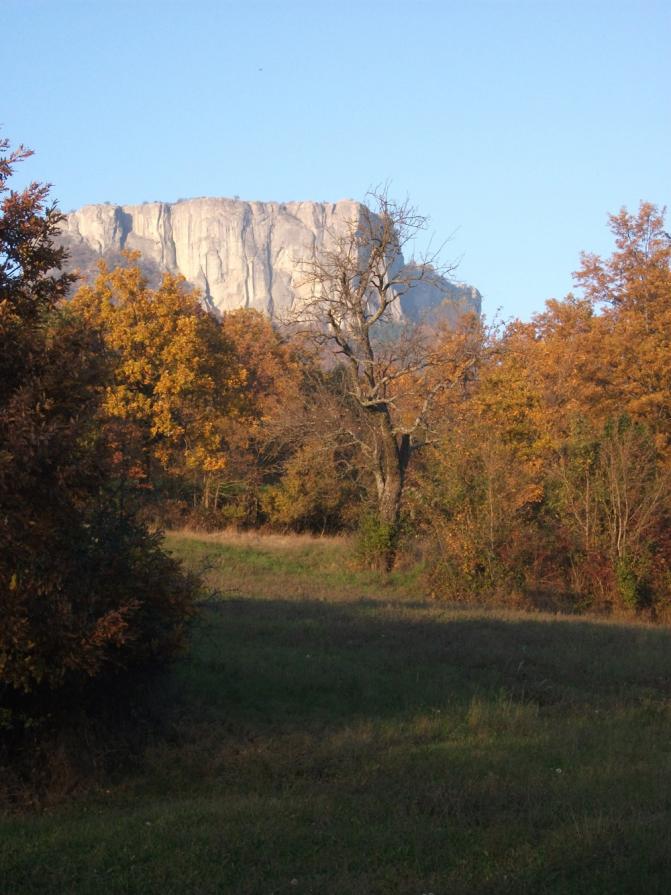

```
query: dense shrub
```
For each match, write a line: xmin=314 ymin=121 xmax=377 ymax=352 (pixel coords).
xmin=262 ymin=438 xmax=363 ymax=534
xmin=355 ymin=513 xmax=401 ymax=572
xmin=0 ymin=139 xmax=198 ymax=794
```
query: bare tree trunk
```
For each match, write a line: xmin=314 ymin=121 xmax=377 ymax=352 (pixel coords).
xmin=374 ymin=414 xmax=410 ymax=570
xmin=292 ymin=189 xmax=477 ymax=570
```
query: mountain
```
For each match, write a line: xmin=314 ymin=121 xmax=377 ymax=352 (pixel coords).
xmin=57 ymin=198 xmax=481 ymax=322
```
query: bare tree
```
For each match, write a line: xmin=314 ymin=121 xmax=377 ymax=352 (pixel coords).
xmin=292 ymin=190 xmax=479 ymax=569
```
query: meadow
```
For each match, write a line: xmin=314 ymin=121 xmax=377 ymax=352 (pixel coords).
xmin=2 ymin=530 xmax=671 ymax=894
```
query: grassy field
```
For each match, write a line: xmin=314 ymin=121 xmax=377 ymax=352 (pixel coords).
xmin=2 ymin=530 xmax=671 ymax=893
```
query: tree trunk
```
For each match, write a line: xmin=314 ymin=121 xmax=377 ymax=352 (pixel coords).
xmin=374 ymin=415 xmax=411 ymax=571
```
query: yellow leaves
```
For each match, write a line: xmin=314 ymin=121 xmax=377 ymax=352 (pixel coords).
xmin=191 ymin=452 xmax=227 ymax=473
xmin=512 ymin=482 xmax=545 ymax=511
xmin=104 ymin=384 xmax=151 ymax=420
xmin=71 ymin=260 xmax=244 ymax=479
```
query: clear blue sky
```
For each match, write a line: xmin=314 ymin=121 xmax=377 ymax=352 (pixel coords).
xmin=5 ymin=0 xmax=670 ymax=320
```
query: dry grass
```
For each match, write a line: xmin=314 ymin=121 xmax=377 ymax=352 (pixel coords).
xmin=163 ymin=527 xmax=424 ymax=603
xmin=167 ymin=525 xmax=349 ymax=550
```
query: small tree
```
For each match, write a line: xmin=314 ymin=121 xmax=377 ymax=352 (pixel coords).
xmin=294 ymin=190 xmax=478 ymax=569
xmin=262 ymin=434 xmax=364 ymax=534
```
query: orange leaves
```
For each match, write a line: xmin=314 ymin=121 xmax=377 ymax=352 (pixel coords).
xmin=221 ymin=308 xmax=303 ymax=420
xmin=420 ymin=202 xmax=671 ymax=610
xmin=72 ymin=260 xmax=244 ymax=481
xmin=567 ymin=203 xmax=671 ymax=457
xmin=574 ymin=203 xmax=671 ymax=310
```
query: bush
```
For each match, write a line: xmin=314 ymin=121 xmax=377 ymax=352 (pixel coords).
xmin=615 ymin=556 xmax=651 ymax=611
xmin=0 ymin=138 xmax=199 ymax=796
xmin=263 ymin=438 xmax=363 ymax=534
xmin=355 ymin=513 xmax=399 ymax=571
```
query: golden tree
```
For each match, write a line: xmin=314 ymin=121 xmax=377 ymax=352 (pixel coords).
xmin=72 ymin=258 xmax=245 ymax=507
xmin=216 ymin=308 xmax=305 ymax=522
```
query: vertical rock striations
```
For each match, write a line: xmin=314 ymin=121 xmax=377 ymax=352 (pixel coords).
xmin=59 ymin=197 xmax=481 ymax=322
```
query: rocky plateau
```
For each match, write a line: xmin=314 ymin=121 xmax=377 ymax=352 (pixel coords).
xmin=58 ymin=198 xmax=481 ymax=323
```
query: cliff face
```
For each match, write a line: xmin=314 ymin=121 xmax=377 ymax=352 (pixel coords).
xmin=58 ymin=198 xmax=481 ymax=322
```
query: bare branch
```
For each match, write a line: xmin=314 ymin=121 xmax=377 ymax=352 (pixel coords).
xmin=282 ymin=186 xmax=476 ymax=568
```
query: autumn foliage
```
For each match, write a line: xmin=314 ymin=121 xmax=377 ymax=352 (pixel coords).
xmin=416 ymin=203 xmax=671 ymax=615
xmin=0 ymin=141 xmax=198 ymax=780
xmin=4 ymin=129 xmax=671 ymax=793
xmin=58 ymin=194 xmax=671 ymax=615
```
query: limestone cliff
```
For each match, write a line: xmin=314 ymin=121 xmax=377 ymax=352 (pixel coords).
xmin=58 ymin=198 xmax=481 ymax=322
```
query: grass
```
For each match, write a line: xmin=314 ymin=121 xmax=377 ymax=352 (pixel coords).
xmin=164 ymin=527 xmax=424 ymax=601
xmin=2 ymin=530 xmax=671 ymax=893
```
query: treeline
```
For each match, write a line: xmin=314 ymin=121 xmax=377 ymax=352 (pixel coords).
xmin=62 ymin=256 xmax=359 ymax=533
xmin=415 ymin=202 xmax=671 ymax=615
xmin=69 ymin=201 xmax=671 ymax=618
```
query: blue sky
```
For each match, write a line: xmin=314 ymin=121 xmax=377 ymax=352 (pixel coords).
xmin=5 ymin=0 xmax=670 ymax=320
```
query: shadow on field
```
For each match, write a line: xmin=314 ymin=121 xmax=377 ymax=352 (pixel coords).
xmin=5 ymin=597 xmax=671 ymax=895
xmin=135 ymin=598 xmax=671 ymax=893
xmin=174 ymin=597 xmax=671 ymax=728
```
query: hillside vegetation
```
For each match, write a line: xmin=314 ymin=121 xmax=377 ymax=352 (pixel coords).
xmin=2 ymin=531 xmax=671 ymax=894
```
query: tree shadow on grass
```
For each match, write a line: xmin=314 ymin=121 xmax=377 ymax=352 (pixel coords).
xmin=5 ymin=600 xmax=671 ymax=895
xmin=139 ymin=599 xmax=671 ymax=893
xmin=176 ymin=597 xmax=671 ymax=729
